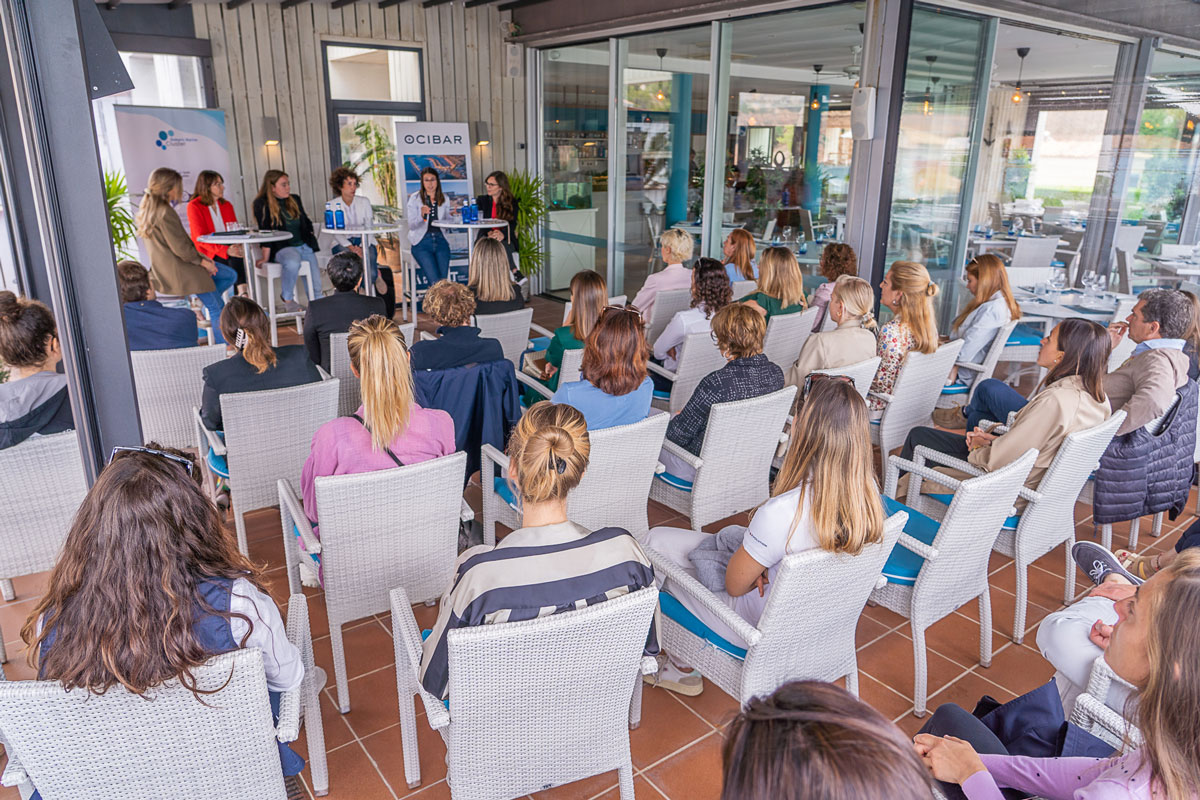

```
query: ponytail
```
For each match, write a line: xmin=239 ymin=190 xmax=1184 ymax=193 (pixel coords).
xmin=507 ymin=403 xmax=590 ymax=504
xmin=886 ymin=261 xmax=939 ymax=354
xmin=219 ymin=297 xmax=277 ymax=374
xmin=347 ymin=315 xmax=413 ymax=451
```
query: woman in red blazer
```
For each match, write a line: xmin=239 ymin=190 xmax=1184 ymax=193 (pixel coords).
xmin=187 ymin=170 xmax=247 ymax=292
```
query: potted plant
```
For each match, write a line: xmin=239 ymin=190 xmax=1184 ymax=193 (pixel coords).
xmin=506 ymin=169 xmax=548 ymax=278
xmin=105 ymin=170 xmax=136 ymax=260
xmin=343 ymin=120 xmax=404 ymax=268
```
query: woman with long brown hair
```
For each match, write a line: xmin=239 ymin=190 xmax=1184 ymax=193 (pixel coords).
xmin=406 ymin=166 xmax=452 ymax=288
xmin=722 ymin=228 xmax=758 ymax=282
xmin=300 ymin=315 xmax=454 ymax=585
xmin=916 ymin=549 xmax=1200 ymax=800
xmin=187 ymin=169 xmax=247 ymax=292
xmin=22 ymin=446 xmax=305 ymax=786
xmin=944 ymin=254 xmax=1021 ymax=388
xmin=137 ymin=167 xmax=235 ymax=343
xmin=531 ymin=270 xmax=607 ymax=394
xmin=868 ymin=260 xmax=940 ymax=416
xmin=477 ymin=170 xmax=521 ymax=277
xmin=643 ymin=379 xmax=883 ymax=696
xmin=252 ymin=170 xmax=320 ymax=314
xmin=552 ymin=305 xmax=653 ymax=430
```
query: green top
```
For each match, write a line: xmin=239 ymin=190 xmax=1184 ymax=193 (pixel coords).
xmin=545 ymin=325 xmax=585 ymax=391
xmin=740 ymin=291 xmax=806 ymax=320
xmin=281 ymin=210 xmax=304 ymax=249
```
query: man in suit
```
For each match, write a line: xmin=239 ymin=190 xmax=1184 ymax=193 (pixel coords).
xmin=116 ymin=260 xmax=200 ymax=351
xmin=302 ymin=251 xmax=386 ymax=371
xmin=1106 ymin=288 xmax=1193 ymax=435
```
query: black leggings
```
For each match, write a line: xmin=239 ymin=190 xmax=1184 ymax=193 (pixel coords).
xmin=377 ymin=266 xmax=396 ymax=320
xmin=900 ymin=426 xmax=969 ymax=463
xmin=919 ymin=704 xmax=1023 ymax=800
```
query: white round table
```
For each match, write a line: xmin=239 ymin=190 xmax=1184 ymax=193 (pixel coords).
xmin=197 ymin=230 xmax=291 ymax=306
xmin=321 ymin=224 xmax=405 ymax=298
xmin=431 ymin=218 xmax=508 ymax=256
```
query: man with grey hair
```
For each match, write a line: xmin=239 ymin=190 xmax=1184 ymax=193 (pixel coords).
xmin=1106 ymin=288 xmax=1194 ymax=435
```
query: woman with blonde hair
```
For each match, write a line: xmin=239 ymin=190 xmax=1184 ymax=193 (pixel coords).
xmin=418 ymin=402 xmax=656 ymax=700
xmin=252 ymin=170 xmax=320 ymax=314
xmin=868 ymin=260 xmax=939 ymax=415
xmin=300 ymin=314 xmax=455 ymax=585
xmin=643 ymin=379 xmax=884 ymax=696
xmin=468 ymin=236 xmax=525 ymax=315
xmin=741 ymin=246 xmax=807 ymax=320
xmin=632 ymin=227 xmax=694 ymax=319
xmin=722 ymin=228 xmax=758 ymax=282
xmin=137 ymin=167 xmax=235 ymax=343
xmin=786 ymin=275 xmax=878 ymax=389
xmin=808 ymin=242 xmax=858 ymax=331
xmin=916 ymin=548 xmax=1200 ymax=800
xmin=944 ymin=254 xmax=1021 ymax=389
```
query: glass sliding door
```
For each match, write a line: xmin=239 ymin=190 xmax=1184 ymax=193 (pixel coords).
xmin=542 ymin=43 xmax=610 ymax=298
xmin=616 ymin=27 xmax=711 ymax=298
xmin=886 ymin=7 xmax=989 ymax=327
xmin=716 ymin=4 xmax=865 ymax=287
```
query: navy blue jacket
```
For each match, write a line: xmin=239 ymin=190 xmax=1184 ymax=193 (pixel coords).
xmin=124 ymin=300 xmax=199 ymax=351
xmin=409 ymin=326 xmax=504 ymax=371
xmin=413 ymin=359 xmax=521 ymax=481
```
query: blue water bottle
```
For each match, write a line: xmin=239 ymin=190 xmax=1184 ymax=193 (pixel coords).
xmin=469 ymin=199 xmax=479 ymax=223
xmin=334 ymin=207 xmax=345 ymax=229
xmin=324 ymin=202 xmax=335 ymax=230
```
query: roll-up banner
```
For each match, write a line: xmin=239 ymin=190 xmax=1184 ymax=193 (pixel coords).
xmin=394 ymin=121 xmax=473 ymax=288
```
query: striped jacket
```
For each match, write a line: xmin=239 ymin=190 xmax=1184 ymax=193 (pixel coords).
xmin=419 ymin=521 xmax=659 ymax=699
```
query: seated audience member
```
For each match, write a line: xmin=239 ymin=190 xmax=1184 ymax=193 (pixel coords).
xmin=807 ymin=242 xmax=858 ymax=332
xmin=652 ymin=257 xmax=733 ymax=378
xmin=117 ymin=260 xmax=200 ymax=351
xmin=786 ymin=275 xmax=877 ymax=389
xmin=940 ymin=289 xmax=1192 ymax=433
xmin=722 ymin=228 xmax=758 ymax=283
xmin=409 ymin=280 xmax=503 ymax=371
xmin=0 ymin=292 xmax=72 ymax=449
xmin=943 ymin=254 xmax=1021 ymax=390
xmin=644 ymin=379 xmax=883 ymax=695
xmin=468 ymin=236 xmax=524 ymax=315
xmin=631 ymin=228 xmax=694 ymax=320
xmin=722 ymin=681 xmax=933 ymax=800
xmin=553 ymin=305 xmax=653 ymax=430
xmin=898 ymin=318 xmax=1109 ymax=502
xmin=302 ymin=250 xmax=386 ymax=371
xmin=200 ymin=296 xmax=321 ymax=432
xmin=740 ymin=246 xmax=807 ymax=320
xmin=300 ymin=315 xmax=454 ymax=586
xmin=419 ymin=402 xmax=657 ymax=700
xmin=658 ymin=304 xmax=784 ymax=485
xmin=915 ymin=548 xmax=1200 ymax=800
xmin=22 ymin=446 xmax=304 ymax=797
xmin=1118 ymin=510 xmax=1200 ymax=579
xmin=869 ymin=260 xmax=939 ymax=416
xmin=529 ymin=269 xmax=606 ymax=394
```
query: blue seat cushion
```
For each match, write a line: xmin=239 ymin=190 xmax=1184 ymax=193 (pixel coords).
xmin=207 ymin=446 xmax=229 ymax=479
xmin=655 ymin=471 xmax=694 ymax=491
xmin=659 ymin=591 xmax=747 ymax=659
xmin=1006 ymin=323 xmax=1043 ymax=347
xmin=925 ymin=492 xmax=1019 ymax=530
xmin=291 ymin=523 xmax=323 ymax=565
xmin=881 ymin=497 xmax=943 ymax=586
xmin=652 ymin=389 xmax=671 ymax=400
xmin=492 ymin=477 xmax=521 ymax=511
xmin=940 ymin=381 xmax=968 ymax=396
xmin=527 ymin=336 xmax=551 ymax=352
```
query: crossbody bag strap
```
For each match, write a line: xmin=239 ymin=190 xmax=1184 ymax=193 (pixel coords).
xmin=350 ymin=413 xmax=405 ymax=468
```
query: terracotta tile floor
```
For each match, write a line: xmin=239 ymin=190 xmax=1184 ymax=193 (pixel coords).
xmin=0 ymin=295 xmax=1191 ymax=798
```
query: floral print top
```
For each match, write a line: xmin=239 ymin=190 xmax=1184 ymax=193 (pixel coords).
xmin=869 ymin=319 xmax=916 ymax=411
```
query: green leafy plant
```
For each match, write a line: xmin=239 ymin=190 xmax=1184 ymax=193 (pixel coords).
xmin=507 ymin=169 xmax=548 ymax=278
xmin=343 ymin=120 xmax=400 ymax=212
xmin=105 ymin=170 xmax=136 ymax=260
xmin=0 ymin=364 xmax=8 ymax=384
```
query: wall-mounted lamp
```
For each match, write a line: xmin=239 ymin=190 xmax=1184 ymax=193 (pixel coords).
xmin=262 ymin=116 xmax=281 ymax=146
xmin=474 ymin=121 xmax=491 ymax=146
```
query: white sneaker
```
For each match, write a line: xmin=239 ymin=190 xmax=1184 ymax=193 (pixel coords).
xmin=298 ymin=558 xmax=321 ymax=588
xmin=643 ymin=652 xmax=704 ymax=696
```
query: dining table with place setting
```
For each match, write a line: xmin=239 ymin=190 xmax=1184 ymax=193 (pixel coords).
xmin=1012 ymin=282 xmax=1135 ymax=325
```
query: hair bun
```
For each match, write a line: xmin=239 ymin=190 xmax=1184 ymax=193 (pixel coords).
xmin=0 ymin=291 xmax=19 ymax=323
xmin=925 ymin=282 xmax=939 ymax=298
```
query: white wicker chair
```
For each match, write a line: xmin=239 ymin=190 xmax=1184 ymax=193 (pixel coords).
xmin=480 ymin=412 xmax=669 ymax=544
xmin=935 ymin=320 xmax=1018 ymax=409
xmin=730 ymin=279 xmax=757 ymax=300
xmin=514 ymin=347 xmax=585 ymax=402
xmin=130 ymin=344 xmax=227 ymax=448
xmin=762 ymin=307 xmax=821 ymax=372
xmin=870 ymin=340 xmax=964 ymax=457
xmin=561 ymin=294 xmax=626 ymax=324
xmin=650 ymin=386 xmax=796 ymax=531
xmin=328 ymin=323 xmax=414 ymax=417
xmin=1069 ymin=656 xmax=1141 ymax=753
xmin=472 ymin=308 xmax=535 ymax=368
xmin=277 ymin=450 xmax=469 ymax=714
xmin=194 ymin=376 xmax=339 ymax=555
xmin=643 ymin=288 xmax=692 ymax=346
xmin=638 ymin=511 xmax=905 ymax=706
xmin=646 ymin=331 xmax=727 ymax=414
xmin=897 ymin=412 xmax=1125 ymax=645
xmin=0 ymin=431 xmax=87 ymax=663
xmin=0 ymin=596 xmax=319 ymax=800
xmin=390 ymin=585 xmax=659 ymax=797
xmin=877 ymin=448 xmax=1038 ymax=715
xmin=1007 ymin=237 xmax=1060 ymax=284
xmin=812 ymin=356 xmax=882 ymax=400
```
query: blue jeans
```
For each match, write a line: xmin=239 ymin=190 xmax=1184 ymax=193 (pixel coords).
xmin=272 ymin=243 xmax=317 ymax=302
xmin=195 ymin=262 xmax=238 ymax=344
xmin=963 ymin=378 xmax=1028 ymax=431
xmin=411 ymin=228 xmax=451 ymax=287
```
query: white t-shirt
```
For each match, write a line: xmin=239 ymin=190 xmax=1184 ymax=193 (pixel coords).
xmin=738 ymin=483 xmax=820 ymax=622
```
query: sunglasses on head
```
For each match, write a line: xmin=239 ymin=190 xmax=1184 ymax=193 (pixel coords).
xmin=604 ymin=304 xmax=644 ymax=321
xmin=108 ymin=446 xmax=196 ymax=477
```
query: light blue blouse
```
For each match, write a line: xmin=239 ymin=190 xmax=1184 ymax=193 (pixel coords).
xmin=725 ymin=260 xmax=758 ymax=283
xmin=953 ymin=292 xmax=1015 ymax=384
xmin=552 ymin=376 xmax=654 ymax=430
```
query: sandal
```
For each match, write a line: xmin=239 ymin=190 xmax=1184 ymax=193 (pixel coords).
xmin=1116 ymin=549 xmax=1160 ymax=580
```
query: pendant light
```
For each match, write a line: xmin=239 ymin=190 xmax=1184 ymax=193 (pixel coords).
xmin=923 ymin=55 xmax=937 ymax=116
xmin=1012 ymin=47 xmax=1030 ymax=104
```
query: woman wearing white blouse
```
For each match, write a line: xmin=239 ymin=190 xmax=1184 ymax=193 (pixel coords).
xmin=946 ymin=254 xmax=1021 ymax=388
xmin=329 ymin=166 xmax=394 ymax=318
xmin=405 ymin=167 xmax=452 ymax=288
xmin=652 ymin=258 xmax=733 ymax=371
